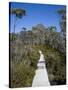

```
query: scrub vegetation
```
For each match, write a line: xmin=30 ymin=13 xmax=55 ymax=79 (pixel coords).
xmin=9 ymin=7 xmax=66 ymax=87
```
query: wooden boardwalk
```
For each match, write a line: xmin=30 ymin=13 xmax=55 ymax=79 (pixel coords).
xmin=32 ymin=51 xmax=50 ymax=87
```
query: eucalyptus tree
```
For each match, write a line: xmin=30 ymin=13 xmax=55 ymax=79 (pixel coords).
xmin=22 ymin=27 xmax=27 ymax=44
xmin=57 ymin=9 xmax=66 ymax=38
xmin=45 ymin=26 xmax=57 ymax=47
xmin=22 ymin=27 xmax=27 ymax=36
xmin=49 ymin=26 xmax=57 ymax=32
xmin=10 ymin=8 xmax=26 ymax=33
xmin=57 ymin=9 xmax=66 ymax=54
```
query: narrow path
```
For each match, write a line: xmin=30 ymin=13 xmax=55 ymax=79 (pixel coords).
xmin=32 ymin=51 xmax=50 ymax=87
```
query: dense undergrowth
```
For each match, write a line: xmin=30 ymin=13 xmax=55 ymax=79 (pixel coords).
xmin=10 ymin=43 xmax=66 ymax=87
xmin=33 ymin=44 xmax=66 ymax=85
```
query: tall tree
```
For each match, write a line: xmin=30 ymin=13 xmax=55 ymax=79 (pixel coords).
xmin=22 ymin=27 xmax=27 ymax=44
xmin=57 ymin=9 xmax=66 ymax=38
xmin=10 ymin=8 xmax=26 ymax=33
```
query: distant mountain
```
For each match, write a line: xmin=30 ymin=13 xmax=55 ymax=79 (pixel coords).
xmin=35 ymin=24 xmax=46 ymax=30
xmin=32 ymin=24 xmax=47 ymax=34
